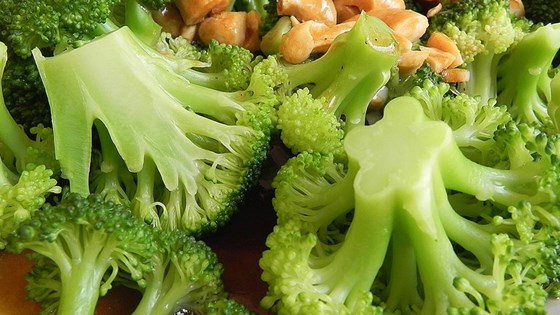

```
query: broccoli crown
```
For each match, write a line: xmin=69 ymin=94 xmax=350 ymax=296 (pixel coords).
xmin=129 ymin=229 xmax=236 ymax=315
xmin=0 ymin=0 xmax=169 ymax=58
xmin=428 ymin=0 xmax=528 ymax=63
xmin=33 ymin=26 xmax=280 ymax=235
xmin=261 ymin=97 xmax=560 ymax=314
xmin=1 ymin=50 xmax=51 ymax=130
xmin=407 ymin=80 xmax=511 ymax=164
xmin=0 ymin=163 xmax=61 ymax=250
xmin=7 ymin=193 xmax=156 ymax=315
xmin=427 ymin=0 xmax=532 ymax=103
xmin=496 ymin=22 xmax=560 ymax=130
xmin=160 ymin=36 xmax=262 ymax=92
xmin=523 ymin=0 xmax=560 ymax=25
xmin=276 ymin=14 xmax=400 ymax=156
xmin=0 ymin=42 xmax=58 ymax=176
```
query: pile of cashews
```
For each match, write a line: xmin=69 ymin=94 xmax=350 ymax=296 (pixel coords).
xmin=153 ymin=0 xmax=526 ymax=83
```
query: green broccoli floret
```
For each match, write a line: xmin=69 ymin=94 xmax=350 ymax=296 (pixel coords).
xmin=0 ymin=42 xmax=60 ymax=249
xmin=123 ymin=229 xmax=252 ymax=314
xmin=0 ymin=43 xmax=57 ymax=173
xmin=157 ymin=34 xmax=262 ymax=92
xmin=407 ymin=80 xmax=511 ymax=164
xmin=496 ymin=22 xmax=560 ymax=130
xmin=427 ymin=0 xmax=531 ymax=104
xmin=523 ymin=0 xmax=560 ymax=25
xmin=1 ymin=51 xmax=51 ymax=130
xmin=276 ymin=14 xmax=400 ymax=157
xmin=7 ymin=193 xmax=156 ymax=315
xmin=33 ymin=26 xmax=280 ymax=235
xmin=260 ymin=96 xmax=560 ymax=314
xmin=0 ymin=0 xmax=169 ymax=58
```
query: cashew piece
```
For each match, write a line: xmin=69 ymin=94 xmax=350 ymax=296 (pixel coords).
xmin=278 ymin=0 xmax=338 ymax=26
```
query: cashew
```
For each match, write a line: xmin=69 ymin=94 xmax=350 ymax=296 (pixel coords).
xmin=334 ymin=0 xmax=406 ymax=22
xmin=175 ymin=0 xmax=230 ymax=25
xmin=509 ymin=0 xmax=525 ymax=18
xmin=278 ymin=0 xmax=338 ymax=26
xmin=398 ymin=50 xmax=430 ymax=76
xmin=420 ymin=46 xmax=457 ymax=74
xmin=365 ymin=8 xmax=428 ymax=43
xmin=197 ymin=11 xmax=262 ymax=52
xmin=425 ymin=31 xmax=463 ymax=68
xmin=152 ymin=3 xmax=186 ymax=37
xmin=279 ymin=20 xmax=355 ymax=63
xmin=441 ymin=68 xmax=470 ymax=83
xmin=426 ymin=3 xmax=442 ymax=18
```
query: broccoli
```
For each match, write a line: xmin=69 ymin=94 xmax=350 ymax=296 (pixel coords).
xmin=407 ymin=80 xmax=511 ymax=164
xmin=0 ymin=42 xmax=60 ymax=248
xmin=1 ymin=51 xmax=51 ymax=130
xmin=260 ymin=96 xmax=560 ymax=314
xmin=496 ymin=22 xmax=560 ymax=130
xmin=0 ymin=0 xmax=170 ymax=58
xmin=523 ymin=0 xmax=560 ymax=25
xmin=120 ymin=228 xmax=253 ymax=315
xmin=156 ymin=34 xmax=262 ymax=92
xmin=276 ymin=14 xmax=400 ymax=157
xmin=7 ymin=193 xmax=156 ymax=315
xmin=427 ymin=0 xmax=531 ymax=104
xmin=33 ymin=26 xmax=281 ymax=235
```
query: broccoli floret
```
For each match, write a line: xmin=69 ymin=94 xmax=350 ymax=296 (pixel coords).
xmin=407 ymin=80 xmax=511 ymax=164
xmin=33 ymin=26 xmax=280 ymax=235
xmin=496 ymin=22 xmax=560 ymax=130
xmin=0 ymin=0 xmax=169 ymax=58
xmin=427 ymin=0 xmax=531 ymax=104
xmin=123 ymin=229 xmax=251 ymax=314
xmin=0 ymin=42 xmax=60 ymax=249
xmin=1 ymin=51 xmax=51 ymax=130
xmin=549 ymin=70 xmax=560 ymax=130
xmin=276 ymin=14 xmax=400 ymax=157
xmin=260 ymin=96 xmax=560 ymax=314
xmin=157 ymin=34 xmax=262 ymax=92
xmin=523 ymin=0 xmax=560 ymax=25
xmin=7 ymin=193 xmax=156 ymax=315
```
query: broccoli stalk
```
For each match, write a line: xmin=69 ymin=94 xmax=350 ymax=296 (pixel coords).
xmin=496 ymin=22 xmax=560 ymax=129
xmin=261 ymin=96 xmax=559 ymax=314
xmin=276 ymin=14 xmax=400 ymax=157
xmin=7 ymin=193 xmax=156 ymax=315
xmin=33 ymin=26 xmax=280 ymax=235
xmin=427 ymin=0 xmax=530 ymax=104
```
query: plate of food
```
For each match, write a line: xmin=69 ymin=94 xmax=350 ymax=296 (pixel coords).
xmin=0 ymin=0 xmax=559 ymax=314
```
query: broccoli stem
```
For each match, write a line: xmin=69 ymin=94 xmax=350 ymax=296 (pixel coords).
xmin=462 ymin=53 xmax=501 ymax=104
xmin=317 ymin=165 xmax=394 ymax=309
xmin=283 ymin=15 xmax=399 ymax=131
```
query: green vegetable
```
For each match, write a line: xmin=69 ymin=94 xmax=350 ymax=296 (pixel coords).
xmin=8 ymin=193 xmax=156 ymax=315
xmin=276 ymin=14 xmax=400 ymax=157
xmin=33 ymin=26 xmax=280 ymax=235
xmin=261 ymin=96 xmax=560 ymax=314
xmin=523 ymin=0 xmax=560 ymax=25
xmin=0 ymin=42 xmax=60 ymax=249
xmin=124 ymin=229 xmax=253 ymax=315
xmin=427 ymin=0 xmax=531 ymax=103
